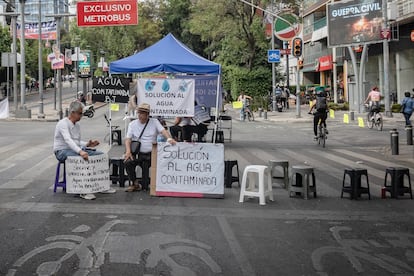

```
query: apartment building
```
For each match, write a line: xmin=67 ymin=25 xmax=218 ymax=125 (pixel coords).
xmin=301 ymin=0 xmax=414 ymax=103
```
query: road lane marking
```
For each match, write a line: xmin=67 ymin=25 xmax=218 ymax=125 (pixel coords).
xmin=1 ymin=202 xmax=413 ymax=222
xmin=217 ymin=216 xmax=255 ymax=276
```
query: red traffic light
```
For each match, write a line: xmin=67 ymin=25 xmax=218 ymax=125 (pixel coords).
xmin=292 ymin=37 xmax=303 ymax=58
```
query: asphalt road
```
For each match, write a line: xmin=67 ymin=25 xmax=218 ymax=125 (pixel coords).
xmin=0 ymin=96 xmax=413 ymax=276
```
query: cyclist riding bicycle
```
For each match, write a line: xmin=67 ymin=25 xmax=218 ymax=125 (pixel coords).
xmin=309 ymin=88 xmax=329 ymax=140
xmin=237 ymin=92 xmax=252 ymax=121
xmin=364 ymin=86 xmax=381 ymax=119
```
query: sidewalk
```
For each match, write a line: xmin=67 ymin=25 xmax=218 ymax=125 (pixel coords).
xmin=2 ymin=81 xmax=107 ymax=122
xmin=238 ymin=103 xmax=404 ymax=125
xmin=226 ymin=103 xmax=414 ymax=163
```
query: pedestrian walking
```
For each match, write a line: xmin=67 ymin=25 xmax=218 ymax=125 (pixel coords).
xmin=400 ymin=91 xmax=414 ymax=126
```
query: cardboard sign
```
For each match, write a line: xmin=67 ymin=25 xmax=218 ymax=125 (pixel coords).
xmin=92 ymin=77 xmax=130 ymax=103
xmin=66 ymin=155 xmax=110 ymax=194
xmin=155 ymin=143 xmax=224 ymax=198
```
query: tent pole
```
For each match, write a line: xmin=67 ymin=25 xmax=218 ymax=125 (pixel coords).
xmin=213 ymin=72 xmax=221 ymax=144
xmin=109 ymin=105 xmax=112 ymax=145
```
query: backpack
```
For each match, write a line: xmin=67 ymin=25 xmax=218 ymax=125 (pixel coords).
xmin=316 ymin=96 xmax=327 ymax=111
xmin=275 ymin=88 xmax=282 ymax=98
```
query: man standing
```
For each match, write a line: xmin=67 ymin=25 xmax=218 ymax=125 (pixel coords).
xmin=53 ymin=101 xmax=115 ymax=200
xmin=124 ymin=103 xmax=176 ymax=192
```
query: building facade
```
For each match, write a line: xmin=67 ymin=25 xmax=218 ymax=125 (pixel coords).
xmin=300 ymin=0 xmax=414 ymax=106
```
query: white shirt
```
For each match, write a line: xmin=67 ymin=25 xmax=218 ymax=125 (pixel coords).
xmin=53 ymin=117 xmax=86 ymax=153
xmin=126 ymin=118 xmax=164 ymax=153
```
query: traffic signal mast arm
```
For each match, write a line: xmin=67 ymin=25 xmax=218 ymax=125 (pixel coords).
xmin=238 ymin=0 xmax=296 ymax=28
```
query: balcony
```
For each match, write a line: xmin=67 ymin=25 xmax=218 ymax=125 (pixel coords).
xmin=395 ymin=0 xmax=414 ymax=24
xmin=303 ymin=16 xmax=327 ymax=42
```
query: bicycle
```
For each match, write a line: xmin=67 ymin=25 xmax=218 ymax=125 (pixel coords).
xmin=317 ymin=118 xmax=327 ymax=148
xmin=365 ymin=104 xmax=383 ymax=131
xmin=309 ymin=111 xmax=327 ymax=148
xmin=243 ymin=105 xmax=254 ymax=121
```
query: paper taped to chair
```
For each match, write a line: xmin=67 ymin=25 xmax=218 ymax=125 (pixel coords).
xmin=155 ymin=142 xmax=224 ymax=198
xmin=65 ymin=155 xmax=110 ymax=194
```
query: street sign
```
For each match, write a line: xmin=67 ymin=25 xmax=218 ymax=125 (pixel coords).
xmin=280 ymin=49 xmax=291 ymax=55
xmin=77 ymin=0 xmax=138 ymax=27
xmin=268 ymin=50 xmax=281 ymax=63
xmin=274 ymin=12 xmax=302 ymax=41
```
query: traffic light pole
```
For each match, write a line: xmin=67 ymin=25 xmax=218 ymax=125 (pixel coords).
xmin=296 ymin=60 xmax=301 ymax=118
xmin=292 ymin=37 xmax=303 ymax=118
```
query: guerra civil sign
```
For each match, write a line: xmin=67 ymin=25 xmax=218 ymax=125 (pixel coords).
xmin=77 ymin=0 xmax=138 ymax=27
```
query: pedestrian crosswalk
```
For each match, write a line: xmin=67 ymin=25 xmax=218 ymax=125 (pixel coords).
xmin=0 ymin=141 xmax=111 ymax=190
xmin=225 ymin=145 xmax=412 ymax=198
xmin=0 ymin=128 xmax=410 ymax=200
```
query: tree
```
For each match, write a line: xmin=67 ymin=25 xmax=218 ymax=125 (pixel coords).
xmin=158 ymin=0 xmax=207 ymax=57
xmin=66 ymin=1 xmax=162 ymax=69
xmin=188 ymin=0 xmax=279 ymax=102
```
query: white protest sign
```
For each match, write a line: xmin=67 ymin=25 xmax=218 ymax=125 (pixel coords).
xmin=137 ymin=78 xmax=195 ymax=117
xmin=156 ymin=143 xmax=224 ymax=197
xmin=66 ymin=154 xmax=110 ymax=194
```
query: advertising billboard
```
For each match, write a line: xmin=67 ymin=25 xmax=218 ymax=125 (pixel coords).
xmin=16 ymin=20 xmax=57 ymax=40
xmin=327 ymin=0 xmax=384 ymax=47
xmin=78 ymin=50 xmax=91 ymax=78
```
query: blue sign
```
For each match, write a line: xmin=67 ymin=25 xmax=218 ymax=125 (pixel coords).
xmin=268 ymin=50 xmax=281 ymax=63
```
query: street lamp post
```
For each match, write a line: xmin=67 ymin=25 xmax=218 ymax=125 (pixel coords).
xmin=46 ymin=13 xmax=75 ymax=120
xmin=382 ymin=1 xmax=391 ymax=117
xmin=37 ymin=0 xmax=44 ymax=118
xmin=19 ymin=0 xmax=26 ymax=110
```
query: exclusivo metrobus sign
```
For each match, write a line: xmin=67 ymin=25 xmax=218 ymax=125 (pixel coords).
xmin=77 ymin=0 xmax=138 ymax=27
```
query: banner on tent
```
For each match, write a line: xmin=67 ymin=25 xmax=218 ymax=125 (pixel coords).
xmin=137 ymin=79 xmax=195 ymax=117
xmin=155 ymin=142 xmax=224 ymax=198
xmin=92 ymin=77 xmax=130 ymax=103
xmin=177 ymin=75 xmax=222 ymax=108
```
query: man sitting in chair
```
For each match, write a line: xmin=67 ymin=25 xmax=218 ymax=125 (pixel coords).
xmin=53 ymin=101 xmax=116 ymax=200
xmin=170 ymin=102 xmax=211 ymax=142
xmin=124 ymin=103 xmax=176 ymax=192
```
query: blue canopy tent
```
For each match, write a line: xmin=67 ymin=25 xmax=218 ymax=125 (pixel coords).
xmin=110 ymin=33 xmax=220 ymax=75
xmin=109 ymin=33 xmax=223 ymax=141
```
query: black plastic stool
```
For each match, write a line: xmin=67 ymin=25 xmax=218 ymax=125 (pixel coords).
xmin=224 ymin=160 xmax=240 ymax=188
xmin=383 ymin=167 xmax=413 ymax=199
xmin=109 ymin=158 xmax=128 ymax=187
xmin=211 ymin=130 xmax=224 ymax=143
xmin=111 ymin=129 xmax=122 ymax=145
xmin=341 ymin=168 xmax=371 ymax=200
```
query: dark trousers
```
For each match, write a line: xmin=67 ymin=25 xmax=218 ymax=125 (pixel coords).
xmin=124 ymin=152 xmax=151 ymax=189
xmin=403 ymin=112 xmax=412 ymax=126
xmin=313 ymin=111 xmax=327 ymax=136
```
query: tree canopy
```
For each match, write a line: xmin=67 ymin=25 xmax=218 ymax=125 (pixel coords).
xmin=1 ymin=0 xmax=300 ymax=105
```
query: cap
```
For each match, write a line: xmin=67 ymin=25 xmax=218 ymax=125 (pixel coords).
xmin=137 ymin=103 xmax=150 ymax=113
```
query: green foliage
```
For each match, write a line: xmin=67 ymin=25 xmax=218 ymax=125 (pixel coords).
xmin=224 ymin=65 xmax=271 ymax=102
xmin=0 ymin=26 xmax=12 ymax=79
xmin=392 ymin=103 xmax=402 ymax=113
xmin=328 ymin=102 xmax=349 ymax=111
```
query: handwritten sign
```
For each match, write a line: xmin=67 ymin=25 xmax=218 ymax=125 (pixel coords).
xmin=92 ymin=77 xmax=130 ymax=103
xmin=156 ymin=143 xmax=224 ymax=198
xmin=66 ymin=155 xmax=110 ymax=194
